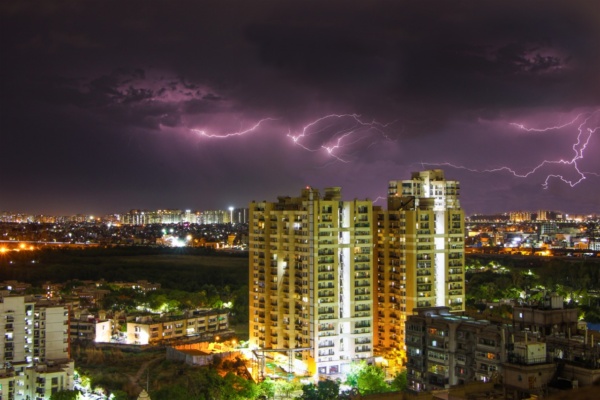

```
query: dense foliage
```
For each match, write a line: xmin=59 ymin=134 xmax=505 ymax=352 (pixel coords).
xmin=465 ymin=255 xmax=600 ymax=322
xmin=345 ymin=361 xmax=390 ymax=395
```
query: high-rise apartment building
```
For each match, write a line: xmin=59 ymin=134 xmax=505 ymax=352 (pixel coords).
xmin=249 ymin=187 xmax=373 ymax=378
xmin=0 ymin=295 xmax=73 ymax=400
xmin=1 ymin=296 xmax=69 ymax=365
xmin=375 ymin=170 xmax=465 ymax=351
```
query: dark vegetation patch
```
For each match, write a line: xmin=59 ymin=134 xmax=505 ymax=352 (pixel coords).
xmin=0 ymin=247 xmax=248 ymax=291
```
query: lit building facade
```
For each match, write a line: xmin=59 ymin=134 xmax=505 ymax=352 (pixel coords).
xmin=0 ymin=296 xmax=73 ymax=400
xmin=375 ymin=170 xmax=465 ymax=352
xmin=249 ymin=187 xmax=374 ymax=377
xmin=0 ymin=296 xmax=69 ymax=365
xmin=127 ymin=309 xmax=228 ymax=345
xmin=509 ymin=211 xmax=532 ymax=223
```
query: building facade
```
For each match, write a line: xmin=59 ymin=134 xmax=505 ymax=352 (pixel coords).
xmin=0 ymin=296 xmax=70 ymax=365
xmin=127 ymin=309 xmax=228 ymax=345
xmin=249 ymin=187 xmax=374 ymax=378
xmin=375 ymin=170 xmax=465 ymax=352
xmin=405 ymin=307 xmax=506 ymax=392
xmin=0 ymin=296 xmax=73 ymax=400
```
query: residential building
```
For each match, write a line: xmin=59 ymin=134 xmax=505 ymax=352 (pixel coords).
xmin=502 ymin=341 xmax=556 ymax=400
xmin=69 ymin=310 xmax=113 ymax=343
xmin=198 ymin=210 xmax=229 ymax=224
xmin=509 ymin=211 xmax=532 ymax=223
xmin=127 ymin=309 xmax=228 ymax=345
xmin=111 ymin=280 xmax=161 ymax=292
xmin=0 ymin=360 xmax=75 ymax=400
xmin=513 ymin=293 xmax=578 ymax=337
xmin=232 ymin=208 xmax=249 ymax=224
xmin=375 ymin=170 xmax=465 ymax=353
xmin=249 ymin=187 xmax=374 ymax=378
xmin=0 ymin=296 xmax=69 ymax=365
xmin=406 ymin=298 xmax=600 ymax=396
xmin=0 ymin=295 xmax=73 ymax=400
xmin=405 ymin=307 xmax=506 ymax=391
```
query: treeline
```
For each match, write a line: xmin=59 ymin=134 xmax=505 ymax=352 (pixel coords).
xmin=97 ymin=284 xmax=249 ymax=324
xmin=0 ymin=247 xmax=248 ymax=292
xmin=466 ymin=255 xmax=600 ymax=322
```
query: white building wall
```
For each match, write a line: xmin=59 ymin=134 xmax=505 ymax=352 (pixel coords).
xmin=43 ymin=306 xmax=69 ymax=360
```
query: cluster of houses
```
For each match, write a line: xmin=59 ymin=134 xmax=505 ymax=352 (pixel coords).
xmin=2 ymin=279 xmax=230 ymax=346
xmin=0 ymin=279 xmax=230 ymax=399
xmin=405 ymin=294 xmax=600 ymax=399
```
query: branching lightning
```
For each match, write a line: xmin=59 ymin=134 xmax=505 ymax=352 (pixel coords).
xmin=191 ymin=113 xmax=394 ymax=162
xmin=424 ymin=110 xmax=600 ymax=189
xmin=287 ymin=114 xmax=394 ymax=162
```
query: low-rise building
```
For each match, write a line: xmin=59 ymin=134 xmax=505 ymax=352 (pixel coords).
xmin=127 ymin=309 xmax=229 ymax=345
xmin=503 ymin=344 xmax=556 ymax=400
xmin=69 ymin=310 xmax=113 ymax=343
xmin=406 ymin=300 xmax=600 ymax=398
xmin=111 ymin=280 xmax=161 ymax=292
xmin=405 ymin=307 xmax=506 ymax=392
xmin=513 ymin=293 xmax=578 ymax=336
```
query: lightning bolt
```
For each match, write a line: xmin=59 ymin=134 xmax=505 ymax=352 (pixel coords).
xmin=425 ymin=110 xmax=600 ymax=189
xmin=509 ymin=113 xmax=586 ymax=132
xmin=191 ymin=113 xmax=394 ymax=162
xmin=287 ymin=114 xmax=394 ymax=162
xmin=321 ymin=132 xmax=354 ymax=163
xmin=191 ymin=118 xmax=275 ymax=138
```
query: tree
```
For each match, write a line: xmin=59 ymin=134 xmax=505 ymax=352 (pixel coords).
xmin=390 ymin=370 xmax=408 ymax=392
xmin=345 ymin=362 xmax=390 ymax=395
xmin=50 ymin=390 xmax=81 ymax=400
xmin=223 ymin=371 xmax=259 ymax=399
xmin=110 ymin=390 xmax=129 ymax=400
xmin=273 ymin=379 xmax=302 ymax=399
xmin=301 ymin=383 xmax=319 ymax=400
xmin=301 ymin=380 xmax=340 ymax=400
xmin=152 ymin=384 xmax=189 ymax=400
xmin=258 ymin=378 xmax=276 ymax=400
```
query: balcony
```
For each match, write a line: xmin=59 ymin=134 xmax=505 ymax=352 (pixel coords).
xmin=318 ymin=274 xmax=335 ymax=281
xmin=318 ymin=308 xmax=335 ymax=315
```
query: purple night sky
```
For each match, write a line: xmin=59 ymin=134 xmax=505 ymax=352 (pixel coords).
xmin=1 ymin=1 xmax=599 ymax=216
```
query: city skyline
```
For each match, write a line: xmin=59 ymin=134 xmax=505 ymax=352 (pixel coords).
xmin=2 ymin=1 xmax=599 ymax=216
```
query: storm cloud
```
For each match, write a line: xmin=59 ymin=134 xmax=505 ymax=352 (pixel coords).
xmin=1 ymin=0 xmax=599 ymax=215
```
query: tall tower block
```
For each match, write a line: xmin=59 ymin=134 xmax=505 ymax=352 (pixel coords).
xmin=375 ymin=170 xmax=465 ymax=351
xmin=249 ymin=187 xmax=374 ymax=378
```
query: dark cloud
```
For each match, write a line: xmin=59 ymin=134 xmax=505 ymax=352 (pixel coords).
xmin=1 ymin=0 xmax=599 ymax=215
